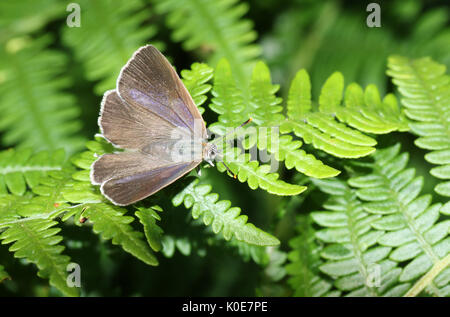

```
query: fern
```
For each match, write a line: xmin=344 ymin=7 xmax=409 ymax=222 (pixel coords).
xmin=209 ymin=59 xmax=340 ymax=181
xmin=310 ymin=178 xmax=411 ymax=296
xmin=0 ymin=36 xmax=84 ymax=152
xmin=387 ymin=56 xmax=450 ymax=199
xmin=62 ymin=0 xmax=157 ymax=94
xmin=335 ymin=83 xmax=410 ymax=133
xmin=281 ymin=70 xmax=378 ymax=159
xmin=348 ymin=144 xmax=450 ymax=296
xmin=155 ymin=0 xmax=260 ymax=88
xmin=172 ymin=179 xmax=280 ymax=246
xmin=217 ymin=144 xmax=306 ymax=196
xmin=135 ymin=205 xmax=164 ymax=252
xmin=0 ymin=148 xmax=65 ymax=196
xmin=0 ymin=156 xmax=83 ymax=296
xmin=0 ymin=0 xmax=64 ymax=41
xmin=180 ymin=63 xmax=214 ymax=115
xmin=286 ymin=215 xmax=338 ymax=297
xmin=0 ymin=218 xmax=77 ymax=296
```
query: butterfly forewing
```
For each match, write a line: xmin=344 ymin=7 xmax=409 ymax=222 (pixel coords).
xmin=117 ymin=45 xmax=206 ymax=139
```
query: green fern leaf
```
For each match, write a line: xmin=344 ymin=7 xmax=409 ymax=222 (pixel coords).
xmin=218 ymin=145 xmax=306 ymax=196
xmin=387 ymin=56 xmax=450 ymax=198
xmin=286 ymin=215 xmax=338 ymax=297
xmin=0 ymin=148 xmax=65 ymax=196
xmin=155 ymin=0 xmax=260 ymax=88
xmin=172 ymin=179 xmax=280 ymax=246
xmin=311 ymin=178 xmax=411 ymax=296
xmin=0 ymin=0 xmax=64 ymax=41
xmin=210 ymin=60 xmax=338 ymax=179
xmin=281 ymin=70 xmax=377 ymax=158
xmin=0 ymin=218 xmax=78 ymax=296
xmin=62 ymin=0 xmax=157 ymax=94
xmin=348 ymin=144 xmax=450 ymax=295
xmin=335 ymin=83 xmax=410 ymax=133
xmin=81 ymin=203 xmax=159 ymax=266
xmin=210 ymin=59 xmax=283 ymax=127
xmin=0 ymin=36 xmax=84 ymax=152
xmin=135 ymin=206 xmax=164 ymax=252
xmin=181 ymin=63 xmax=214 ymax=114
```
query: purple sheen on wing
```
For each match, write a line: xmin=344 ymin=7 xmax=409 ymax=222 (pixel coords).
xmin=129 ymin=88 xmax=194 ymax=130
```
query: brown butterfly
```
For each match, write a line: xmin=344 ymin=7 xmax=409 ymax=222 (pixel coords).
xmin=90 ymin=45 xmax=219 ymax=206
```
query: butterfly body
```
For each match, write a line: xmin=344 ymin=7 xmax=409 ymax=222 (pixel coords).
xmin=91 ymin=45 xmax=214 ymax=206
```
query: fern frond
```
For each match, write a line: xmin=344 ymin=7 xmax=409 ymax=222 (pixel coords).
xmin=281 ymin=70 xmax=377 ymax=159
xmin=0 ymin=36 xmax=84 ymax=152
xmin=155 ymin=0 xmax=260 ymax=87
xmin=81 ymin=203 xmax=159 ymax=266
xmin=181 ymin=63 xmax=214 ymax=115
xmin=0 ymin=218 xmax=77 ymax=296
xmin=135 ymin=205 xmax=164 ymax=252
xmin=286 ymin=215 xmax=338 ymax=297
xmin=172 ymin=179 xmax=280 ymax=246
xmin=311 ymin=178 xmax=410 ymax=296
xmin=210 ymin=59 xmax=338 ymax=179
xmin=218 ymin=145 xmax=306 ymax=196
xmin=0 ymin=0 xmax=63 ymax=41
xmin=62 ymin=0 xmax=157 ymax=94
xmin=335 ymin=83 xmax=410 ymax=133
xmin=0 ymin=148 xmax=65 ymax=196
xmin=210 ymin=59 xmax=283 ymax=127
xmin=387 ymin=56 xmax=450 ymax=198
xmin=348 ymin=144 xmax=449 ymax=296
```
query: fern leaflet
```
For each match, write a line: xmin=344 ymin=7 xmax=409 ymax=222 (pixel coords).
xmin=387 ymin=56 xmax=450 ymax=199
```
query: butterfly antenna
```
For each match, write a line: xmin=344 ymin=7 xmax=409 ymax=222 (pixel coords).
xmin=211 ymin=118 xmax=253 ymax=145
xmin=222 ymin=161 xmax=237 ymax=179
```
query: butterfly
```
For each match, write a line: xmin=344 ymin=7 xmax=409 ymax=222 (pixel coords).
xmin=90 ymin=45 xmax=220 ymax=206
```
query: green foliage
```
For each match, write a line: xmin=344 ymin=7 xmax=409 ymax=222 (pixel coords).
xmin=173 ymin=179 xmax=280 ymax=246
xmin=155 ymin=0 xmax=260 ymax=87
xmin=0 ymin=0 xmax=448 ymax=297
xmin=0 ymin=265 xmax=9 ymax=282
xmin=0 ymin=218 xmax=77 ymax=296
xmin=295 ymin=144 xmax=450 ymax=297
xmin=348 ymin=144 xmax=450 ymax=296
xmin=310 ymin=178 xmax=412 ymax=296
xmin=62 ymin=0 xmax=157 ymax=94
xmin=0 ymin=148 xmax=65 ymax=195
xmin=180 ymin=63 xmax=214 ymax=115
xmin=281 ymin=70 xmax=379 ymax=159
xmin=286 ymin=215 xmax=338 ymax=297
xmin=0 ymin=36 xmax=84 ymax=152
xmin=388 ymin=56 xmax=450 ymax=198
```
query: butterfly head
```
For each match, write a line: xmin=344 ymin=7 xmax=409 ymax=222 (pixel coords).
xmin=203 ymin=142 xmax=218 ymax=166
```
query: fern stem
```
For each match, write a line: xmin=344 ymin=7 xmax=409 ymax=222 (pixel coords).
xmin=404 ymin=254 xmax=450 ymax=297
xmin=0 ymin=203 xmax=85 ymax=227
xmin=345 ymin=193 xmax=379 ymax=297
xmin=376 ymin=167 xmax=440 ymax=263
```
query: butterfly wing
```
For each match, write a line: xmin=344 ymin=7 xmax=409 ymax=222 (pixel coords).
xmin=93 ymin=45 xmax=207 ymax=205
xmin=91 ymin=152 xmax=200 ymax=206
xmin=99 ymin=90 xmax=189 ymax=149
xmin=115 ymin=45 xmax=206 ymax=142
